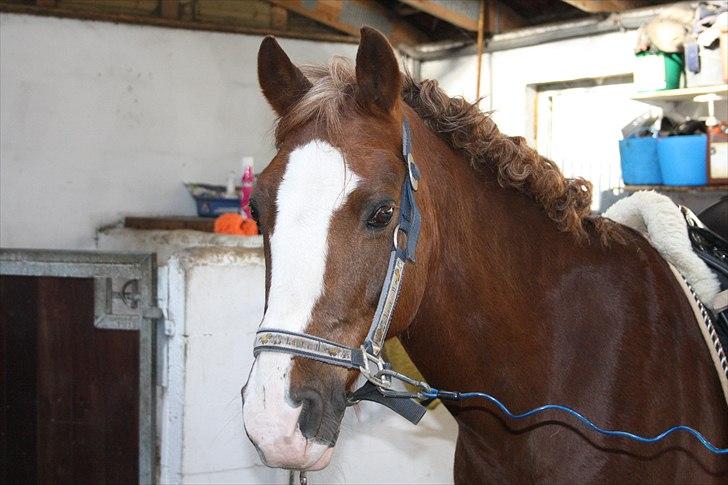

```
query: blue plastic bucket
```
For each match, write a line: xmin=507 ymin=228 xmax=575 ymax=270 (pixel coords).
xmin=619 ymin=137 xmax=662 ymax=184
xmin=657 ymin=135 xmax=707 ymax=186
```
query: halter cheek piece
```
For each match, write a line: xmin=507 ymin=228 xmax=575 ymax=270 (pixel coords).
xmin=253 ymin=118 xmax=428 ymax=424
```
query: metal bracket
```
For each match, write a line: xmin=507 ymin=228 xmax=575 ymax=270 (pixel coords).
xmin=94 ymin=277 xmax=162 ymax=330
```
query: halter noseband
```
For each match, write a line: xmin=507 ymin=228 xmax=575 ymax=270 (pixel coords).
xmin=253 ymin=118 xmax=427 ymax=423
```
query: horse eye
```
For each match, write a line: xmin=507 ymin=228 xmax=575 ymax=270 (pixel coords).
xmin=250 ymin=202 xmax=260 ymax=223
xmin=367 ymin=205 xmax=394 ymax=228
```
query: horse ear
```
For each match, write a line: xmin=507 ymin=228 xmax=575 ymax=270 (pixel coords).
xmin=258 ymin=36 xmax=312 ymax=116
xmin=355 ymin=27 xmax=402 ymax=114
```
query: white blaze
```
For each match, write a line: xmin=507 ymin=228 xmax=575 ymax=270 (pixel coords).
xmin=243 ymin=140 xmax=360 ymax=469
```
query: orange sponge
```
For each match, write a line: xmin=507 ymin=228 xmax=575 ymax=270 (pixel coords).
xmin=214 ymin=213 xmax=258 ymax=236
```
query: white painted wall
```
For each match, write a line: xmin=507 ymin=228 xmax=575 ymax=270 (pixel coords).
xmin=421 ymin=31 xmax=652 ymax=208
xmin=421 ymin=30 xmax=641 ymax=138
xmin=0 ymin=13 xmax=357 ymax=250
xmin=159 ymin=246 xmax=457 ymax=484
xmin=0 ymin=15 xmax=648 ymax=251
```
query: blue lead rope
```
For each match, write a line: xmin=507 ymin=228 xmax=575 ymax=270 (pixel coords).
xmin=420 ymin=388 xmax=728 ymax=455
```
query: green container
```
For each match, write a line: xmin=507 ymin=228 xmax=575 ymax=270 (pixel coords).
xmin=634 ymin=51 xmax=684 ymax=92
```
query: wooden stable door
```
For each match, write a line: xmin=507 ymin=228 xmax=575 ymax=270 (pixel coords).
xmin=0 ymin=250 xmax=158 ymax=485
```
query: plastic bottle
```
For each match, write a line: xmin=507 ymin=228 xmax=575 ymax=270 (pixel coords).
xmin=240 ymin=157 xmax=255 ymax=218
xmin=225 ymin=170 xmax=237 ymax=198
xmin=707 ymin=121 xmax=728 ymax=185
xmin=695 ymin=94 xmax=728 ymax=185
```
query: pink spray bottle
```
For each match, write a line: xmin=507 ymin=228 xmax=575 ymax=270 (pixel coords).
xmin=240 ymin=156 xmax=255 ymax=219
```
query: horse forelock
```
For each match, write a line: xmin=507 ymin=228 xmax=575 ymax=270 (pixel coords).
xmin=273 ymin=57 xmax=625 ymax=246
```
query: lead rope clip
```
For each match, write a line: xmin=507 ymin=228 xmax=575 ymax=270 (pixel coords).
xmin=289 ymin=470 xmax=307 ymax=485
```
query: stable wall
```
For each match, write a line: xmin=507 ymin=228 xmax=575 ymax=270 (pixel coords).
xmin=421 ymin=30 xmax=640 ymax=138
xmin=0 ymin=13 xmax=357 ymax=250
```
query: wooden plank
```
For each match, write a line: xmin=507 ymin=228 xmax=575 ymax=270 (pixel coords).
xmin=562 ymin=0 xmax=646 ymax=13
xmin=0 ymin=276 xmax=138 ymax=483
xmin=160 ymin=0 xmax=178 ymax=19
xmin=0 ymin=3 xmax=357 ymax=44
xmin=271 ymin=4 xmax=288 ymax=30
xmin=400 ymin=0 xmax=526 ymax=33
xmin=195 ymin=0 xmax=272 ymax=27
xmin=34 ymin=278 xmax=138 ymax=484
xmin=124 ymin=216 xmax=216 ymax=232
xmin=485 ymin=0 xmax=527 ymax=34
xmin=399 ymin=0 xmax=478 ymax=31
xmin=269 ymin=0 xmax=428 ymax=46
xmin=58 ymin=0 xmax=158 ymax=16
xmin=0 ymin=276 xmax=39 ymax=484
xmin=475 ymin=0 xmax=485 ymax=98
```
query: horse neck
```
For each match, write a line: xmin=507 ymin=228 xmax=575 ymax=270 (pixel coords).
xmin=399 ymin=142 xmax=576 ymax=399
xmin=396 ymin=118 xmax=728 ymax=474
xmin=398 ymin=131 xmax=727 ymax=437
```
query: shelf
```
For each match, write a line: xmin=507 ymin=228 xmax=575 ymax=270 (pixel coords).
xmin=622 ymin=184 xmax=728 ymax=192
xmin=631 ymin=84 xmax=728 ymax=106
xmin=124 ymin=216 xmax=215 ymax=232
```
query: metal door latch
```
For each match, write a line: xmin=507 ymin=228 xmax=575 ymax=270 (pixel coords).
xmin=94 ymin=277 xmax=162 ymax=330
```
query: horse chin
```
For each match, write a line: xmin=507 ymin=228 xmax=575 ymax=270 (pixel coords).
xmin=305 ymin=446 xmax=334 ymax=471
xmin=255 ymin=439 xmax=334 ymax=471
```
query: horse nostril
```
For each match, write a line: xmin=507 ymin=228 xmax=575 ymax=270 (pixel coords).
xmin=293 ymin=388 xmax=324 ymax=439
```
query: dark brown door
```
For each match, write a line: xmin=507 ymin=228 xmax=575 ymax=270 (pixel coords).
xmin=1 ymin=276 xmax=139 ymax=485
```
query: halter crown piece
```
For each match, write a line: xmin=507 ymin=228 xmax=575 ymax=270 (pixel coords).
xmin=253 ymin=117 xmax=427 ymax=424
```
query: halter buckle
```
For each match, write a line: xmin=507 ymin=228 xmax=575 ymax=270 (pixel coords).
xmin=407 ymin=153 xmax=419 ymax=191
xmin=359 ymin=346 xmax=392 ymax=389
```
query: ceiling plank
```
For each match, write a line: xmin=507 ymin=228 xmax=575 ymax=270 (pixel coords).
xmin=0 ymin=2 xmax=357 ymax=43
xmin=485 ymin=0 xmax=527 ymax=33
xmin=268 ymin=0 xmax=428 ymax=46
xmin=270 ymin=5 xmax=288 ymax=30
xmin=160 ymin=0 xmax=178 ymax=19
xmin=562 ymin=0 xmax=646 ymax=13
xmin=399 ymin=0 xmax=526 ymax=33
xmin=399 ymin=0 xmax=477 ymax=30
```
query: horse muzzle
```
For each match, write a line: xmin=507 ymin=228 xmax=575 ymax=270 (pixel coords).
xmin=242 ymin=353 xmax=339 ymax=470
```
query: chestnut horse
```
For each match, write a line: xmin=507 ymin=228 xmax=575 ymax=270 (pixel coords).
xmin=241 ymin=27 xmax=728 ymax=482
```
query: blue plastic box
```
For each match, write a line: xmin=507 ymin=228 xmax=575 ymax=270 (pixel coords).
xmin=619 ymin=137 xmax=662 ymax=185
xmin=657 ymin=135 xmax=707 ymax=186
xmin=185 ymin=183 xmax=240 ymax=217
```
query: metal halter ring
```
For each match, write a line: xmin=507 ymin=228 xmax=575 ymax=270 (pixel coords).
xmin=359 ymin=346 xmax=393 ymax=389
xmin=393 ymin=224 xmax=409 ymax=252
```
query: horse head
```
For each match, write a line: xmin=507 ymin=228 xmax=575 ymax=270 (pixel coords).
xmin=241 ymin=27 xmax=433 ymax=471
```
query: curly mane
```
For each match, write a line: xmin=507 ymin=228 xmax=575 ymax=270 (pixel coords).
xmin=275 ymin=57 xmax=621 ymax=245
xmin=402 ymin=76 xmax=623 ymax=244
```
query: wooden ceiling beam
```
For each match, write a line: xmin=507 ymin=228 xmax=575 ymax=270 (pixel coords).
xmin=562 ymin=0 xmax=647 ymax=13
xmin=485 ymin=0 xmax=527 ymax=34
xmin=398 ymin=0 xmax=526 ymax=34
xmin=0 ymin=2 xmax=358 ymax=44
xmin=399 ymin=0 xmax=478 ymax=30
xmin=160 ymin=0 xmax=179 ymax=19
xmin=267 ymin=0 xmax=428 ymax=46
